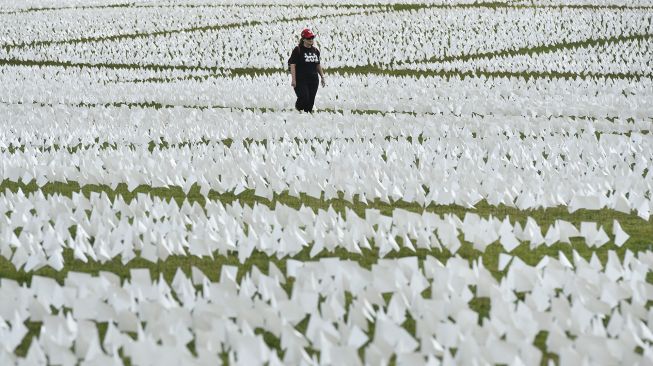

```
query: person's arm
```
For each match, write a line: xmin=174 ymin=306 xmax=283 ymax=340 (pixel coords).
xmin=289 ymin=47 xmax=299 ymax=88
xmin=290 ymin=64 xmax=297 ymax=87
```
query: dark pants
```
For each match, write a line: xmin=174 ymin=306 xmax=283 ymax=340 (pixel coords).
xmin=294 ymin=75 xmax=319 ymax=113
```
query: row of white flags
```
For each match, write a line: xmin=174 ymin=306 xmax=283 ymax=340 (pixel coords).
xmin=1 ymin=103 xmax=651 ymax=145
xmin=2 ymin=69 xmax=652 ymax=119
xmin=399 ymin=38 xmax=653 ymax=75
xmin=0 ymin=189 xmax=634 ymax=270
xmin=1 ymin=251 xmax=652 ymax=365
xmin=2 ymin=120 xmax=651 ymax=215
xmin=2 ymin=5 xmax=651 ymax=70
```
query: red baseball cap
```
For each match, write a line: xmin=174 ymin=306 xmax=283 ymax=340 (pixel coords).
xmin=301 ymin=28 xmax=315 ymax=39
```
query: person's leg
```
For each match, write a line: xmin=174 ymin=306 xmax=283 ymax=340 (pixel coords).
xmin=306 ymin=76 xmax=319 ymax=113
xmin=294 ymin=81 xmax=310 ymax=112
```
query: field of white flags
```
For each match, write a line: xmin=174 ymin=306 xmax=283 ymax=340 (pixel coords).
xmin=1 ymin=0 xmax=653 ymax=365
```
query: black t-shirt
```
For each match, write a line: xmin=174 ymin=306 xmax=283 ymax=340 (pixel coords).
xmin=288 ymin=45 xmax=320 ymax=79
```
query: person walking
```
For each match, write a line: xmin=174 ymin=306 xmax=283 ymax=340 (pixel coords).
xmin=288 ymin=28 xmax=326 ymax=113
